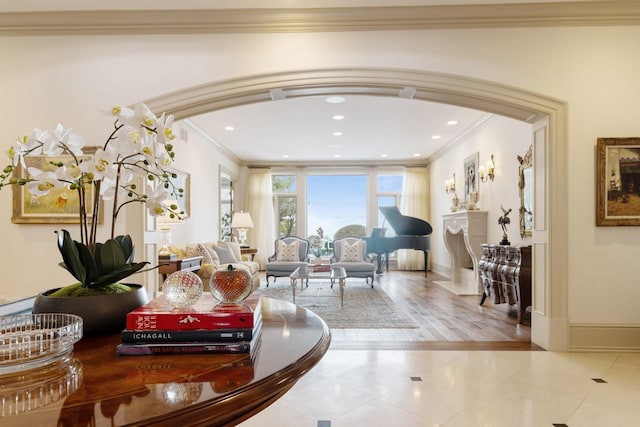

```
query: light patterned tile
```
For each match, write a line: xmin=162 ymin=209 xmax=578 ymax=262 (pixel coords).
xmin=280 ymin=377 xmax=377 ymax=419
xmin=567 ymin=401 xmax=640 ymax=427
xmin=331 ymin=399 xmax=440 ymax=427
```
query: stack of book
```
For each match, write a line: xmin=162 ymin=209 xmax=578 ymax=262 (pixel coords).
xmin=116 ymin=292 xmax=262 ymax=356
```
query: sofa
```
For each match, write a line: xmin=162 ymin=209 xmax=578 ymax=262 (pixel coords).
xmin=168 ymin=241 xmax=260 ymax=291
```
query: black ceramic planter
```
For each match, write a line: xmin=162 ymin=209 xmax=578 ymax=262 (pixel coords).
xmin=32 ymin=284 xmax=149 ymax=335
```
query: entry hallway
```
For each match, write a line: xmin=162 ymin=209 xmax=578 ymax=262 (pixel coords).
xmin=239 ymin=349 xmax=640 ymax=426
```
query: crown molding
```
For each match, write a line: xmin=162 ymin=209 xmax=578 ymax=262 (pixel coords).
xmin=1 ymin=2 xmax=640 ymax=36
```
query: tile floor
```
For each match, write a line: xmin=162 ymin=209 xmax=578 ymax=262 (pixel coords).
xmin=238 ymin=348 xmax=640 ymax=427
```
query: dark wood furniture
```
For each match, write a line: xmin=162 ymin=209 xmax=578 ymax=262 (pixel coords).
xmin=478 ymin=244 xmax=532 ymax=324
xmin=240 ymin=247 xmax=258 ymax=261
xmin=3 ymin=297 xmax=330 ymax=426
xmin=159 ymin=255 xmax=202 ymax=281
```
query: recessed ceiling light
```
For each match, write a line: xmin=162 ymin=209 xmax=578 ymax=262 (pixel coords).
xmin=432 ymin=135 xmax=441 ymax=140
xmin=332 ymin=115 xmax=344 ymax=120
xmin=333 ymin=154 xmax=341 ymax=158
xmin=224 ymin=126 xmax=235 ymax=131
xmin=333 ymin=131 xmax=343 ymax=136
xmin=380 ymin=154 xmax=388 ymax=158
xmin=325 ymin=96 xmax=345 ymax=104
xmin=282 ymin=154 xmax=289 ymax=158
xmin=447 ymin=120 xmax=458 ymax=125
xmin=413 ymin=153 xmax=421 ymax=157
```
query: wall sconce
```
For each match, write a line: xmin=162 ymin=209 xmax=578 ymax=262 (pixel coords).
xmin=479 ymin=154 xmax=495 ymax=183
xmin=231 ymin=211 xmax=254 ymax=247
xmin=444 ymin=173 xmax=456 ymax=194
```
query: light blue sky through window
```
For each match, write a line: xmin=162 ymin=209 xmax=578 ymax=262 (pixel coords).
xmin=307 ymin=175 xmax=367 ymax=240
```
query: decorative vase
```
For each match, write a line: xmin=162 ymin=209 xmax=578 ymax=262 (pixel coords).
xmin=210 ymin=268 xmax=253 ymax=304
xmin=32 ymin=284 xmax=149 ymax=335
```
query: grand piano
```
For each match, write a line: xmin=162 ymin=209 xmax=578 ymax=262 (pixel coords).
xmin=363 ymin=206 xmax=433 ymax=276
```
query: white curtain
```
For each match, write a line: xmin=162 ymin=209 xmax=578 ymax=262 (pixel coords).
xmin=397 ymin=166 xmax=430 ymax=270
xmin=244 ymin=168 xmax=276 ymax=270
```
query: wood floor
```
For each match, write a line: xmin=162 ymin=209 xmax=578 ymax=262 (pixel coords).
xmin=261 ymin=270 xmax=541 ymax=351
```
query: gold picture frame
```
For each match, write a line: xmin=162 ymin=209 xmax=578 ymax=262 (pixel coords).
xmin=596 ymin=137 xmax=640 ymax=226
xmin=11 ymin=147 xmax=104 ymax=224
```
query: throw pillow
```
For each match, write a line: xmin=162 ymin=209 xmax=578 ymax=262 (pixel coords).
xmin=276 ymin=240 xmax=300 ymax=262
xmin=219 ymin=240 xmax=243 ymax=262
xmin=212 ymin=243 xmax=238 ymax=264
xmin=339 ymin=239 xmax=364 ymax=262
xmin=185 ymin=243 xmax=211 ymax=264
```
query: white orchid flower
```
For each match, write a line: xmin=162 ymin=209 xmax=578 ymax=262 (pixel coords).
xmin=26 ymin=167 xmax=63 ymax=196
xmin=1 ymin=102 xmax=179 ymax=251
xmin=24 ymin=128 xmax=46 ymax=155
xmin=134 ymin=103 xmax=157 ymax=130
xmin=146 ymin=184 xmax=169 ymax=217
xmin=58 ymin=163 xmax=83 ymax=185
xmin=86 ymin=148 xmax=116 ymax=181
xmin=154 ymin=113 xmax=176 ymax=144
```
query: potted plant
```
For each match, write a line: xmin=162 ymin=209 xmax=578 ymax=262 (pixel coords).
xmin=0 ymin=103 xmax=183 ymax=334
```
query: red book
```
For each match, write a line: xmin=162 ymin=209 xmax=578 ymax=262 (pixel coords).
xmin=126 ymin=292 xmax=261 ymax=331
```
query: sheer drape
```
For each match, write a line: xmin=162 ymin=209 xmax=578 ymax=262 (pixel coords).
xmin=397 ymin=167 xmax=430 ymax=270
xmin=244 ymin=168 xmax=275 ymax=270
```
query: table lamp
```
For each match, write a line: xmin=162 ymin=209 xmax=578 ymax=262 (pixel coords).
xmin=158 ymin=200 xmax=183 ymax=259
xmin=231 ymin=211 xmax=253 ymax=247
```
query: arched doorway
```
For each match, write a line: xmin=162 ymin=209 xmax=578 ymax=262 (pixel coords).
xmin=143 ymin=67 xmax=569 ymax=351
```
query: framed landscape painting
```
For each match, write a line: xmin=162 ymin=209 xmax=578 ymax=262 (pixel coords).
xmin=596 ymin=137 xmax=640 ymax=226
xmin=11 ymin=147 xmax=103 ymax=224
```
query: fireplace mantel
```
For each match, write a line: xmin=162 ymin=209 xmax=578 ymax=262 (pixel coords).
xmin=437 ymin=211 xmax=488 ymax=295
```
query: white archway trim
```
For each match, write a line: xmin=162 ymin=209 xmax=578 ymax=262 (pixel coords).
xmin=143 ymin=67 xmax=569 ymax=351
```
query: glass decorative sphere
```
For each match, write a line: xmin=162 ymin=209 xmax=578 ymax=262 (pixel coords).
xmin=210 ymin=267 xmax=252 ymax=304
xmin=163 ymin=271 xmax=203 ymax=309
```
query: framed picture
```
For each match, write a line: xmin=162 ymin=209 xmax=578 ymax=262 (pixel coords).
xmin=464 ymin=152 xmax=479 ymax=202
xmin=11 ymin=147 xmax=103 ymax=224
xmin=596 ymin=137 xmax=640 ymax=226
xmin=170 ymin=169 xmax=191 ymax=218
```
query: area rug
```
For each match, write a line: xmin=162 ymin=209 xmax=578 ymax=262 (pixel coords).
xmin=256 ymin=281 xmax=418 ymax=329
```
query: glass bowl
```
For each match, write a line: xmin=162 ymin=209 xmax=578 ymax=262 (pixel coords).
xmin=0 ymin=313 xmax=83 ymax=375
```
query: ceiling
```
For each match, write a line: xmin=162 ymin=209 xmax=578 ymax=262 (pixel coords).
xmin=185 ymin=95 xmax=492 ymax=166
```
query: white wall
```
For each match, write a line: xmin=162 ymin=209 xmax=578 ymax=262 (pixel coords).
xmin=430 ymin=115 xmax=532 ymax=276
xmin=1 ymin=26 xmax=640 ymax=344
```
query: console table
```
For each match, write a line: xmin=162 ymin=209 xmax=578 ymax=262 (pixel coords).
xmin=2 ymin=297 xmax=330 ymax=426
xmin=158 ymin=256 xmax=202 ymax=282
xmin=478 ymin=244 xmax=532 ymax=324
xmin=240 ymin=247 xmax=259 ymax=261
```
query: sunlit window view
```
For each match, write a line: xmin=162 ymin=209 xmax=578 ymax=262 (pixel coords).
xmin=307 ymin=175 xmax=367 ymax=257
xmin=272 ymin=175 xmax=297 ymax=238
xmin=273 ymin=172 xmax=403 ymax=257
xmin=376 ymin=174 xmax=403 ymax=237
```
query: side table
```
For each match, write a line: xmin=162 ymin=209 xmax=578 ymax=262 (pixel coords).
xmin=158 ymin=256 xmax=202 ymax=282
xmin=241 ymin=247 xmax=259 ymax=261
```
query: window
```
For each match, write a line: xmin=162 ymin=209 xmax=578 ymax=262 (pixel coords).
xmin=376 ymin=174 xmax=403 ymax=236
xmin=220 ymin=172 xmax=233 ymax=241
xmin=306 ymin=175 xmax=367 ymax=257
xmin=272 ymin=175 xmax=297 ymax=238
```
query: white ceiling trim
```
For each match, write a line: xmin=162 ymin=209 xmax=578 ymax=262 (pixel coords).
xmin=1 ymin=2 xmax=640 ymax=36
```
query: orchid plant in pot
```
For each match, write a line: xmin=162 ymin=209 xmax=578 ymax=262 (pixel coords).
xmin=0 ymin=103 xmax=183 ymax=333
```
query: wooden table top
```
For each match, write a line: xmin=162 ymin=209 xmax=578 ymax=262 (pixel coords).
xmin=2 ymin=297 xmax=331 ymax=427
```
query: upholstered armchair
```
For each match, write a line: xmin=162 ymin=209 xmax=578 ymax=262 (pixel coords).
xmin=265 ymin=237 xmax=310 ymax=286
xmin=330 ymin=237 xmax=376 ymax=287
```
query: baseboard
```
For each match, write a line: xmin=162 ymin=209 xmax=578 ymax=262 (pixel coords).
xmin=570 ymin=323 xmax=640 ymax=352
